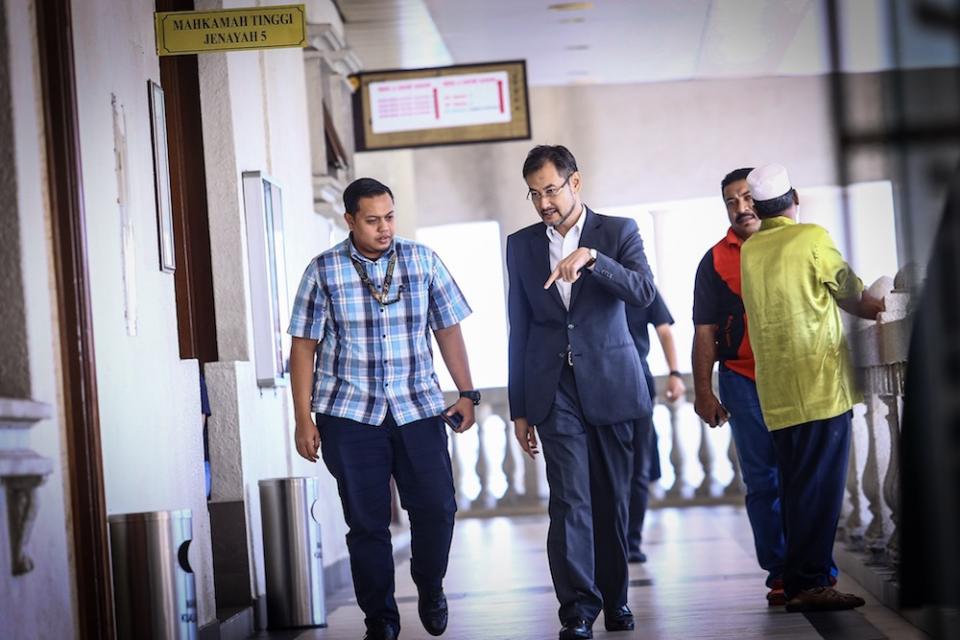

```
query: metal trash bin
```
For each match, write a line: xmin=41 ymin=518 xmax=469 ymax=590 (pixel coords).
xmin=108 ymin=509 xmax=197 ymax=640
xmin=259 ymin=477 xmax=326 ymax=628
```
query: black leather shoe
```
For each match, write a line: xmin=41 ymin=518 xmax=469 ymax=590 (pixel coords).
xmin=559 ymin=617 xmax=593 ymax=640
xmin=628 ymin=549 xmax=647 ymax=563
xmin=418 ymin=589 xmax=448 ymax=636
xmin=604 ymin=605 xmax=635 ymax=632
xmin=362 ymin=620 xmax=399 ymax=640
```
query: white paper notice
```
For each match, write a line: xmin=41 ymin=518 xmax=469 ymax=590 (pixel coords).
xmin=369 ymin=71 xmax=512 ymax=134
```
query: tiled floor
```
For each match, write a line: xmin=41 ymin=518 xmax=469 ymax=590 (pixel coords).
xmin=252 ymin=506 xmax=927 ymax=640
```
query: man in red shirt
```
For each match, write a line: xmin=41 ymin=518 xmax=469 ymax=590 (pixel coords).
xmin=692 ymin=168 xmax=794 ymax=606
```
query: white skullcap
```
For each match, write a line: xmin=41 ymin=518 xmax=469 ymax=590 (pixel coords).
xmin=747 ymin=164 xmax=792 ymax=202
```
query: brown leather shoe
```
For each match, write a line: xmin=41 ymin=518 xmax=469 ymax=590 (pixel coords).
xmin=785 ymin=587 xmax=866 ymax=612
xmin=767 ymin=578 xmax=786 ymax=606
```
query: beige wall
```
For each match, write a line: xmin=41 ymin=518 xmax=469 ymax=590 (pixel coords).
xmin=379 ymin=69 xmax=956 ymax=271
xmin=406 ymin=75 xmax=837 ymax=233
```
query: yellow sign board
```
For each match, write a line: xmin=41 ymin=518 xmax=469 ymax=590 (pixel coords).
xmin=155 ymin=4 xmax=306 ymax=56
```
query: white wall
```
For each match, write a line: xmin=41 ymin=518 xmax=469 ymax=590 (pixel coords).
xmin=2 ymin=1 xmax=77 ymax=637
xmin=69 ymin=0 xmax=216 ymax=626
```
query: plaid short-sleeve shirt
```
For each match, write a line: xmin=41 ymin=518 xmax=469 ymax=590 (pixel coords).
xmin=287 ymin=236 xmax=472 ymax=426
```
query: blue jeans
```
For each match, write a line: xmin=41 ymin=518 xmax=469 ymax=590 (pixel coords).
xmin=719 ymin=367 xmax=786 ymax=587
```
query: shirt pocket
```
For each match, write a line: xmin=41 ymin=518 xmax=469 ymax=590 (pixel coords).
xmin=399 ymin=268 xmax=430 ymax=328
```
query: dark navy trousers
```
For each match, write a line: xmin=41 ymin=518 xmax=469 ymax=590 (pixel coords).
xmin=626 ymin=373 xmax=659 ymax=556
xmin=537 ymin=365 xmax=634 ymax=623
xmin=771 ymin=411 xmax=852 ymax=599
xmin=318 ymin=411 xmax=457 ymax=629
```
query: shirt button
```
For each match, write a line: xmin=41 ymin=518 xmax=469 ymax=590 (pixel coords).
xmin=380 ymin=308 xmax=384 ymax=313
xmin=382 ymin=334 xmax=386 ymax=338
xmin=567 ymin=324 xmax=575 ymax=329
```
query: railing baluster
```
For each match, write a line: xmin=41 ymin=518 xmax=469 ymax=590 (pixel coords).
xmin=880 ymin=394 xmax=901 ymax=568
xmin=666 ymin=403 xmax=690 ymax=499
xmin=694 ymin=417 xmax=719 ymax=498
xmin=448 ymin=423 xmax=470 ymax=511
xmin=862 ymin=395 xmax=887 ymax=562
xmin=841 ymin=402 xmax=867 ymax=548
xmin=471 ymin=407 xmax=495 ymax=511
xmin=649 ymin=416 xmax=666 ymax=502
xmin=498 ymin=405 xmax=521 ymax=507
xmin=723 ymin=435 xmax=744 ymax=496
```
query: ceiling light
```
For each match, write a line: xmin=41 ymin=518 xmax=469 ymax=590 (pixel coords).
xmin=548 ymin=2 xmax=594 ymax=11
xmin=566 ymin=44 xmax=590 ymax=51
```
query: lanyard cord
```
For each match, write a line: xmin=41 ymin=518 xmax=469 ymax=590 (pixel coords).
xmin=350 ymin=252 xmax=398 ymax=305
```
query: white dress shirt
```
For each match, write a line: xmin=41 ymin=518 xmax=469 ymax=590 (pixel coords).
xmin=545 ymin=206 xmax=587 ymax=309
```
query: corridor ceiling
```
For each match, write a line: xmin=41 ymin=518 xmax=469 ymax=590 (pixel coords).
xmin=337 ymin=0 xmax=960 ymax=86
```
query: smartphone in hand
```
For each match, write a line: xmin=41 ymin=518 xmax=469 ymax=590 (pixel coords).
xmin=441 ymin=405 xmax=464 ymax=431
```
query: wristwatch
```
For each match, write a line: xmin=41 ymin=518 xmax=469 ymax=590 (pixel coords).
xmin=459 ymin=390 xmax=482 ymax=405
xmin=669 ymin=370 xmax=683 ymax=378
xmin=586 ymin=248 xmax=598 ymax=267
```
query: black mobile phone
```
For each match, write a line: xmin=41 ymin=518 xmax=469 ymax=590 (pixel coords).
xmin=441 ymin=405 xmax=463 ymax=430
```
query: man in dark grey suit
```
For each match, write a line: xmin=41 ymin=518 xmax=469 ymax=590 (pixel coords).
xmin=507 ymin=145 xmax=657 ymax=640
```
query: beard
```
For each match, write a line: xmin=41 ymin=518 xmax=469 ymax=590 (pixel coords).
xmin=541 ymin=200 xmax=579 ymax=229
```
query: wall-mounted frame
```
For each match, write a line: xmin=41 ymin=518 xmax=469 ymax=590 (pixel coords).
xmin=351 ymin=60 xmax=531 ymax=152
xmin=148 ymin=80 xmax=176 ymax=273
xmin=242 ymin=171 xmax=291 ymax=387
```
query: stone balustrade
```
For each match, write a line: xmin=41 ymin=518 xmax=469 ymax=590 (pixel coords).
xmin=443 ymin=373 xmax=744 ymax=518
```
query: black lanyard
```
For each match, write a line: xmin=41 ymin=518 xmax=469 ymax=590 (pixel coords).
xmin=350 ymin=251 xmax=398 ymax=305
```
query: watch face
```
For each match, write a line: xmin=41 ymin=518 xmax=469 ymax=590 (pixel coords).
xmin=461 ymin=390 xmax=481 ymax=404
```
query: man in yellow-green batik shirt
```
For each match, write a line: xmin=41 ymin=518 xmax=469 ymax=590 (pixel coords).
xmin=740 ymin=164 xmax=884 ymax=614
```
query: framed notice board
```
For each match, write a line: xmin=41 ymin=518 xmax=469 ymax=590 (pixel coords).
xmin=352 ymin=60 xmax=531 ymax=152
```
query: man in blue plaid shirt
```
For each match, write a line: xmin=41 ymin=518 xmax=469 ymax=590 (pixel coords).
xmin=288 ymin=178 xmax=478 ymax=640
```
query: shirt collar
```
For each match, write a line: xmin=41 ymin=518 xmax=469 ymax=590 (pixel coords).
xmin=759 ymin=216 xmax=797 ymax=231
xmin=545 ymin=204 xmax=587 ymax=242
xmin=724 ymin=227 xmax=745 ymax=247
xmin=347 ymin=234 xmax=397 ymax=263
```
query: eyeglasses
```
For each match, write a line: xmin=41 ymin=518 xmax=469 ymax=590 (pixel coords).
xmin=527 ymin=174 xmax=572 ymax=201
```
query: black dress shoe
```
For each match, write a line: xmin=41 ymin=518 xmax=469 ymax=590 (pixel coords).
xmin=559 ymin=617 xmax=593 ymax=640
xmin=604 ymin=605 xmax=635 ymax=631
xmin=418 ymin=588 xmax=448 ymax=636
xmin=628 ymin=549 xmax=647 ymax=563
xmin=362 ymin=620 xmax=399 ymax=640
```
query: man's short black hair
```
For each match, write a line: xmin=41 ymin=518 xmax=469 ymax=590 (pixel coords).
xmin=522 ymin=145 xmax=578 ymax=179
xmin=721 ymin=168 xmax=754 ymax=196
xmin=754 ymin=190 xmax=797 ymax=218
xmin=343 ymin=178 xmax=393 ymax=215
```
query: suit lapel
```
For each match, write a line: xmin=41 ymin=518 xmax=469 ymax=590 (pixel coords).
xmin=570 ymin=207 xmax=599 ymax=309
xmin=531 ymin=225 xmax=566 ymax=312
